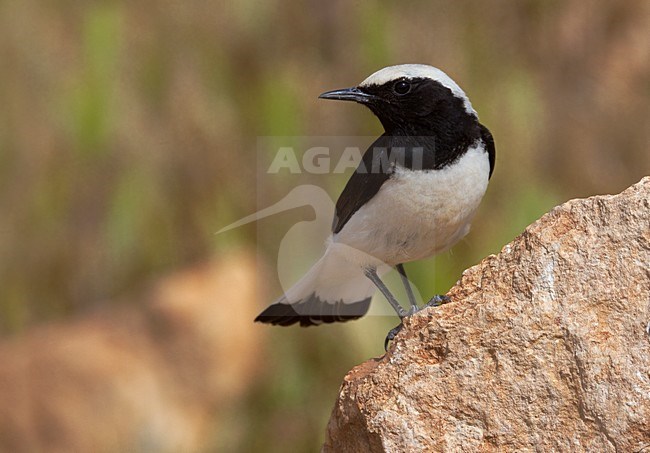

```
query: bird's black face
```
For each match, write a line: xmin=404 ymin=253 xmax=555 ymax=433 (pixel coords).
xmin=320 ymin=77 xmax=474 ymax=135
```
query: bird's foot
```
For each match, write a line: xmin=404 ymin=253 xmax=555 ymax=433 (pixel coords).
xmin=384 ymin=296 xmax=451 ymax=351
xmin=426 ymin=294 xmax=451 ymax=308
xmin=384 ymin=322 xmax=404 ymax=351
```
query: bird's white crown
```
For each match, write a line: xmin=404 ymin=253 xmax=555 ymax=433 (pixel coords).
xmin=359 ymin=64 xmax=475 ymax=115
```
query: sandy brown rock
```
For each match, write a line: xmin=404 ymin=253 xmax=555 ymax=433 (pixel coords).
xmin=324 ymin=177 xmax=650 ymax=452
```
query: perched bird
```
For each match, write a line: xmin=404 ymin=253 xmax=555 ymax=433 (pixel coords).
xmin=255 ymin=64 xmax=495 ymax=348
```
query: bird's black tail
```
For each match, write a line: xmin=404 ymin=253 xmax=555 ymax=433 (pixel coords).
xmin=255 ymin=248 xmax=377 ymax=326
xmin=255 ymin=295 xmax=371 ymax=327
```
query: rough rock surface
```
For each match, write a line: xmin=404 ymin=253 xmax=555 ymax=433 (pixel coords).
xmin=323 ymin=177 xmax=650 ymax=452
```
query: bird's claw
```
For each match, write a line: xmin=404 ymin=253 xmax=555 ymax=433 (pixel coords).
xmin=384 ymin=295 xmax=452 ymax=351
xmin=384 ymin=322 xmax=404 ymax=351
xmin=426 ymin=294 xmax=451 ymax=308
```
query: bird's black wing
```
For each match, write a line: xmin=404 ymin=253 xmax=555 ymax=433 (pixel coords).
xmin=479 ymin=123 xmax=496 ymax=179
xmin=332 ymin=134 xmax=395 ymax=234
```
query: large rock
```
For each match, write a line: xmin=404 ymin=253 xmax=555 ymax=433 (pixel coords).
xmin=324 ymin=177 xmax=650 ymax=452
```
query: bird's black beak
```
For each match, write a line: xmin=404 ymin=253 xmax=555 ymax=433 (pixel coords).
xmin=318 ymin=86 xmax=375 ymax=104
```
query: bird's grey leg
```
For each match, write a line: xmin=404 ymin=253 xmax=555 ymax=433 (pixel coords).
xmin=364 ymin=267 xmax=410 ymax=351
xmin=363 ymin=267 xmax=407 ymax=318
xmin=385 ymin=263 xmax=417 ymax=352
xmin=396 ymin=263 xmax=418 ymax=311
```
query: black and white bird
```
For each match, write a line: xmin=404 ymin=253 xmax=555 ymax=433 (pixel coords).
xmin=255 ymin=64 xmax=495 ymax=347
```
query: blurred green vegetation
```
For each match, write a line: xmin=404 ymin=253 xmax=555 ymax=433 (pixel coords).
xmin=0 ymin=0 xmax=648 ymax=451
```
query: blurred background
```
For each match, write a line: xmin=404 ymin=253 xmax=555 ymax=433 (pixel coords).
xmin=0 ymin=0 xmax=648 ymax=451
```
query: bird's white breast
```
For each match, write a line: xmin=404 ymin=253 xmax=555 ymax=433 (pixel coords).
xmin=334 ymin=143 xmax=490 ymax=266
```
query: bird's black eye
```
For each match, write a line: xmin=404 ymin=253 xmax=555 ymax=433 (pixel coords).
xmin=393 ymin=80 xmax=411 ymax=95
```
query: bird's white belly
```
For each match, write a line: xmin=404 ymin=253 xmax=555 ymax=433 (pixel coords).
xmin=334 ymin=144 xmax=490 ymax=266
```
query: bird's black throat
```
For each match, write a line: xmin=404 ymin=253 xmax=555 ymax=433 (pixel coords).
xmin=360 ymin=77 xmax=482 ymax=172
